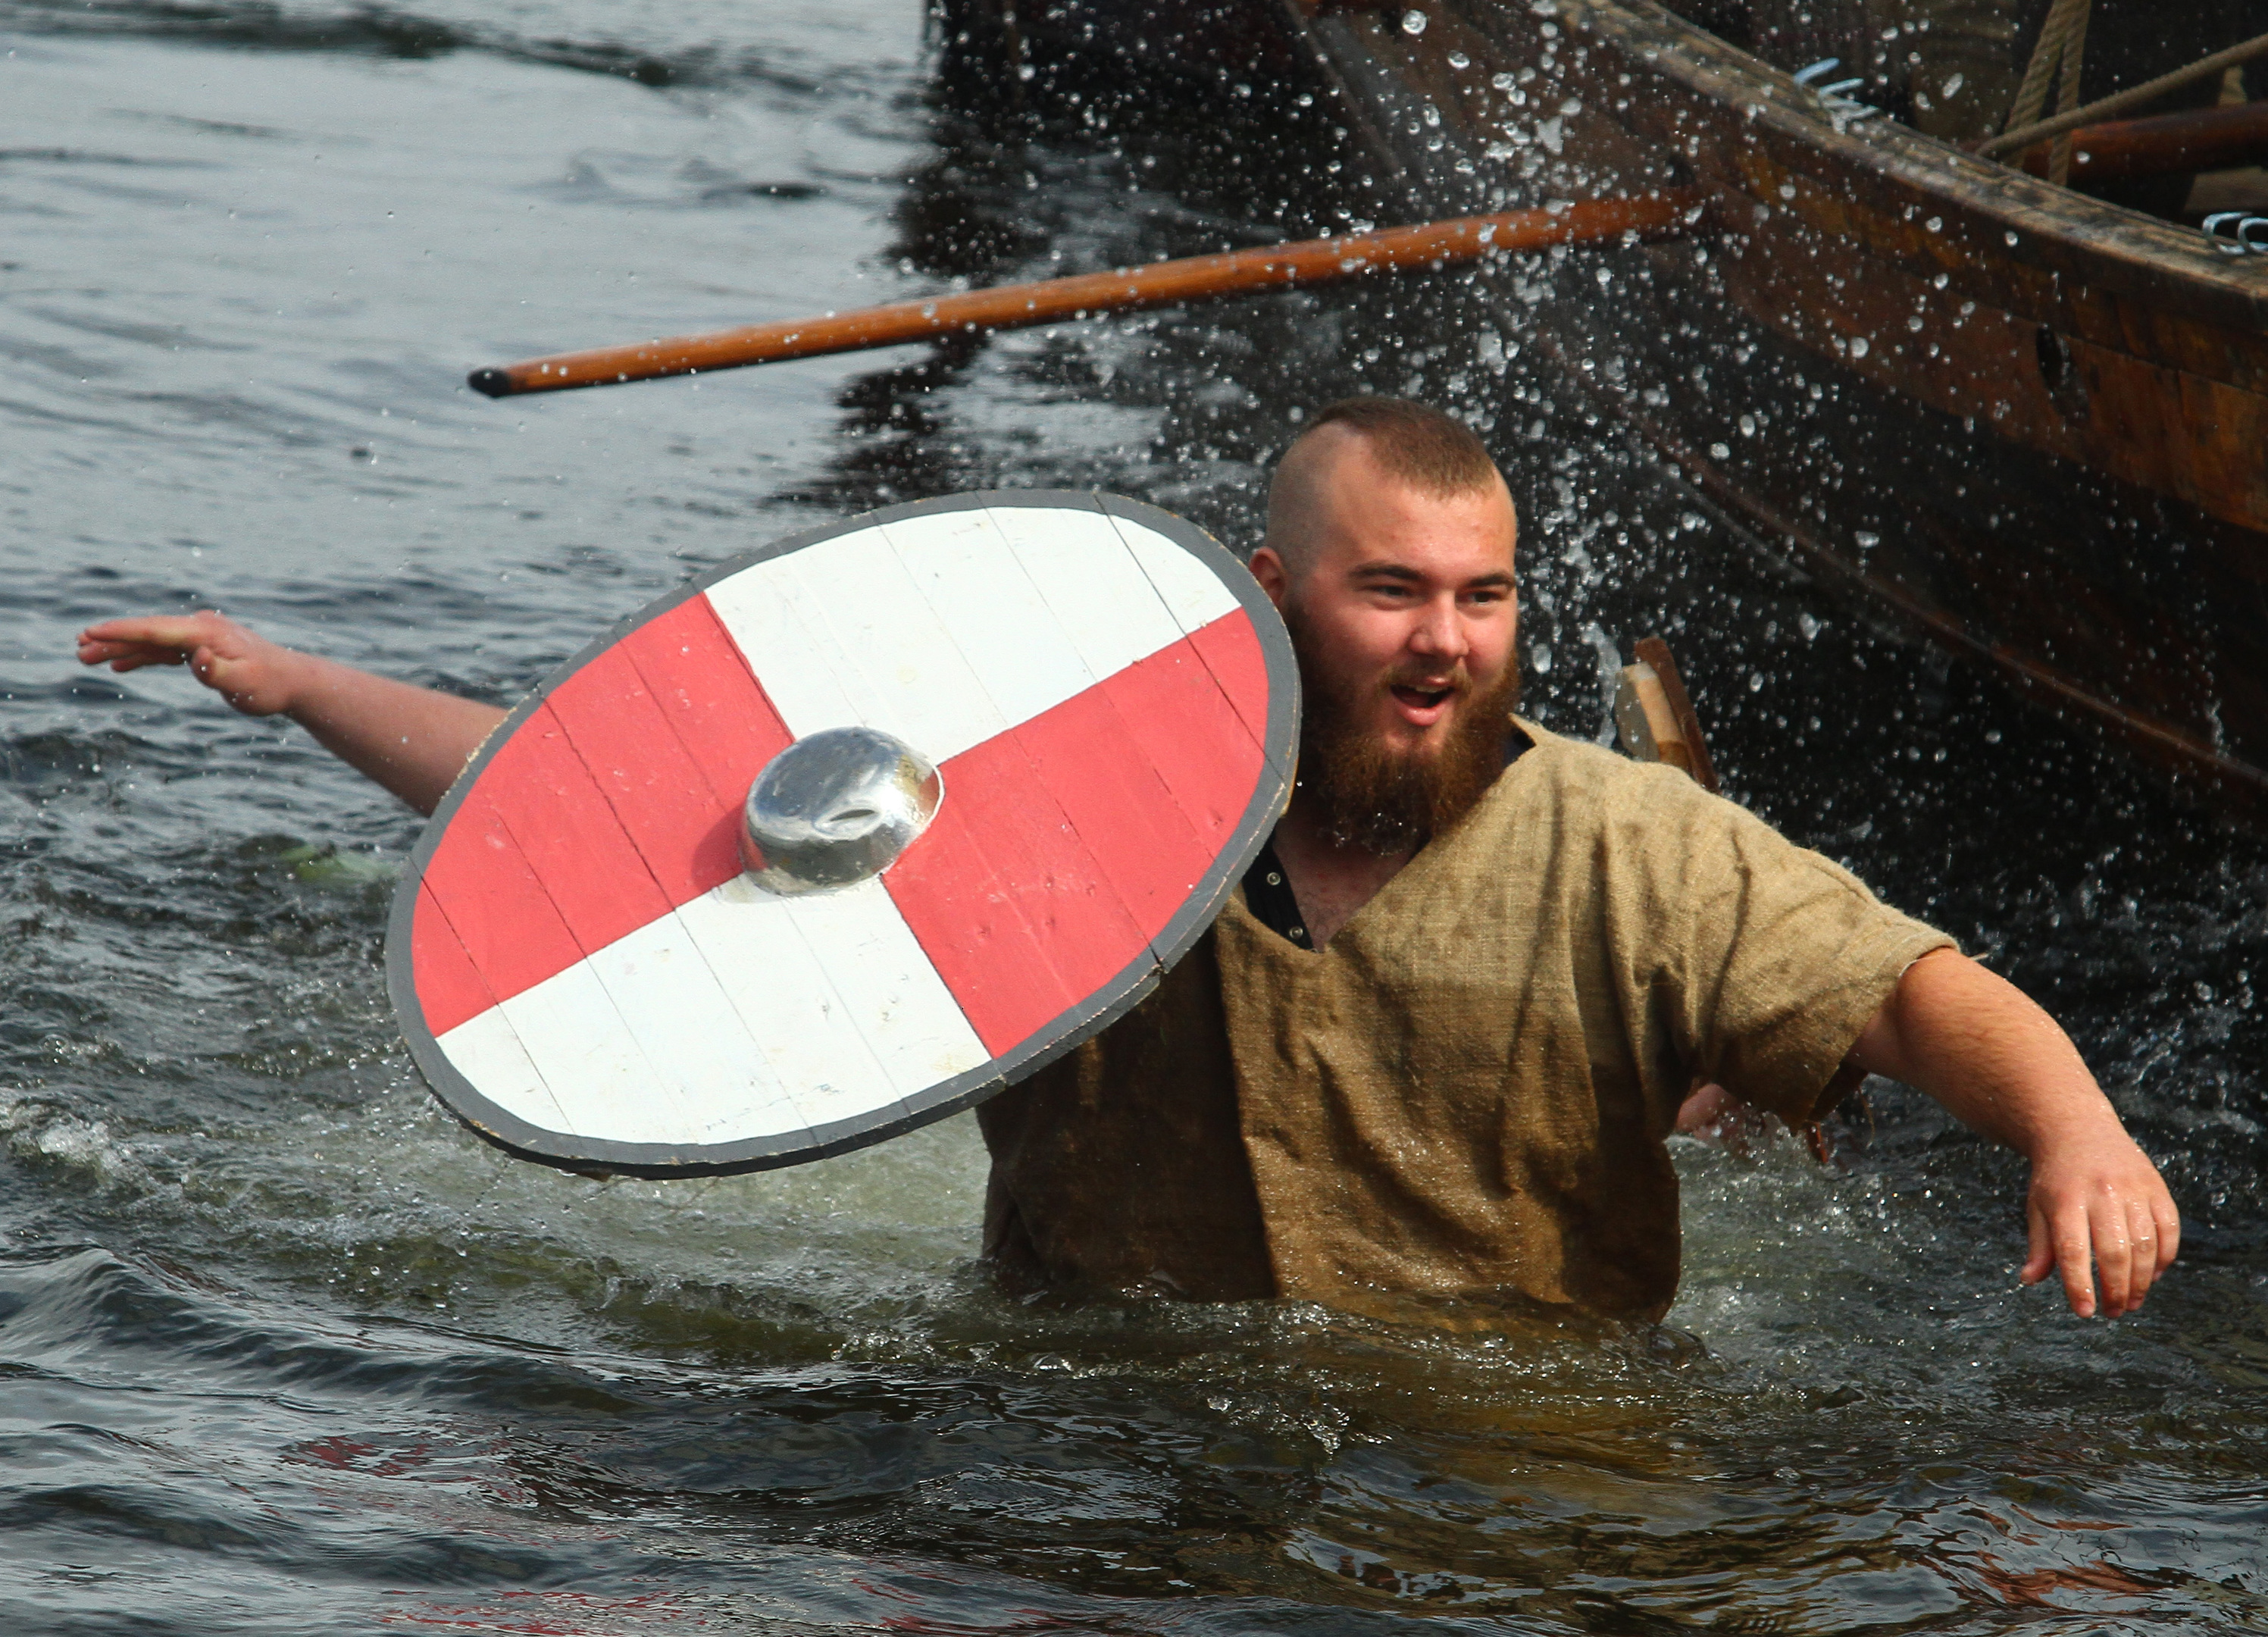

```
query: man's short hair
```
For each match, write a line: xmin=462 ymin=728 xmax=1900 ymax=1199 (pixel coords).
xmin=1300 ymin=397 xmax=1500 ymax=494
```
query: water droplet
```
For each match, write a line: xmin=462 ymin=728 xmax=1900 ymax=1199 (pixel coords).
xmin=1402 ymin=8 xmax=1428 ymax=34
xmin=1849 ymin=336 xmax=1870 ymax=358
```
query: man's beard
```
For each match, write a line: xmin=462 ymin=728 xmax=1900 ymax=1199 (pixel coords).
xmin=1285 ymin=607 xmax=1521 ymax=856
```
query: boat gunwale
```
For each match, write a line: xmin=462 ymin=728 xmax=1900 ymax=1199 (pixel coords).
xmin=1265 ymin=0 xmax=2268 ymax=809
xmin=1431 ymin=0 xmax=2268 ymax=336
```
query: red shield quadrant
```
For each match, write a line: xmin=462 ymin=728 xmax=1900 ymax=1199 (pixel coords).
xmin=386 ymin=490 xmax=1299 ymax=1175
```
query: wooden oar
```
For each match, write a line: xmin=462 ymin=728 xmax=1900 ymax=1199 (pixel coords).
xmin=468 ymin=192 xmax=1698 ymax=399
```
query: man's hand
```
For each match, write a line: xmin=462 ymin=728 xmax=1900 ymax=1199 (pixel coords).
xmin=2021 ymin=1122 xmax=2180 ymax=1319
xmin=1849 ymin=947 xmax=2179 ymax=1319
xmin=77 ymin=612 xmax=308 ymax=717
xmin=74 ymin=610 xmax=505 ymax=815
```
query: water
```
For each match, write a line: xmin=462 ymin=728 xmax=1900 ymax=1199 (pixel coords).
xmin=4 ymin=2 xmax=2267 ymax=1629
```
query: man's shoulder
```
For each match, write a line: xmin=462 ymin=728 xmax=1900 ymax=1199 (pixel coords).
xmin=1487 ymin=717 xmax=1893 ymax=908
xmin=1464 ymin=714 xmax=1795 ymax=884
xmin=1491 ymin=715 xmax=1717 ymax=815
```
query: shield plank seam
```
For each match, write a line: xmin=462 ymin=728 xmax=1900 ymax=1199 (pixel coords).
xmin=386 ymin=490 xmax=1300 ymax=1176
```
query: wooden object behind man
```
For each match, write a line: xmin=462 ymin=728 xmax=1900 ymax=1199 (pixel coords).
xmin=1614 ymin=637 xmax=1719 ymax=793
xmin=1616 ymin=637 xmax=1850 ymax=1159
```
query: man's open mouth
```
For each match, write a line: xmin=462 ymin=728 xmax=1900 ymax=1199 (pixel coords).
xmin=1391 ymin=684 xmax=1456 ymax=711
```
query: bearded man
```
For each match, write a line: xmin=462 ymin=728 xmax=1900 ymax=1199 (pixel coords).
xmin=77 ymin=396 xmax=2179 ymax=1328
xmin=978 ymin=397 xmax=2175 ymax=1327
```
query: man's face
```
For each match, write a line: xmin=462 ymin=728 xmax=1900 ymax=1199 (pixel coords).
xmin=1252 ymin=440 xmax=1519 ymax=762
xmin=1250 ymin=434 xmax=1520 ymax=850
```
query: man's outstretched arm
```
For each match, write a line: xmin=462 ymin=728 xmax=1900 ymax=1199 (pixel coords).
xmin=77 ymin=612 xmax=505 ymax=816
xmin=1847 ymin=947 xmax=2178 ymax=1319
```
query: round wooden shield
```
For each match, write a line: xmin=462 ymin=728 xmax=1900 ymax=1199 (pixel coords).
xmin=385 ymin=491 xmax=1298 ymax=1175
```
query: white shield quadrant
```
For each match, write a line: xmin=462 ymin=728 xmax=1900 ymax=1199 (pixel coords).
xmin=386 ymin=491 xmax=1299 ymax=1175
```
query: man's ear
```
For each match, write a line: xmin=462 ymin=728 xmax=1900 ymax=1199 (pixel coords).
xmin=1248 ymin=545 xmax=1290 ymax=611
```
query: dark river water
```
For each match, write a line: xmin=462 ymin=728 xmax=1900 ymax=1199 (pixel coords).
xmin=5 ymin=2 xmax=2268 ymax=1631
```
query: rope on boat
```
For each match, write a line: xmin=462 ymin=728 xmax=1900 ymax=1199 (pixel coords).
xmin=1983 ymin=27 xmax=2268 ymax=161
xmin=2004 ymin=0 xmax=2091 ymax=184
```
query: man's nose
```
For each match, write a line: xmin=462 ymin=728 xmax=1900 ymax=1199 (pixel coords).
xmin=1407 ymin=596 xmax=1469 ymax=662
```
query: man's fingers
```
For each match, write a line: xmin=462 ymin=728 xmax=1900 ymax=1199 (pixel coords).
xmin=77 ymin=612 xmax=248 ymax=684
xmin=77 ymin=639 xmax=192 ymax=673
xmin=2121 ymin=1197 xmax=2160 ymax=1310
xmin=2022 ymin=1198 xmax=2054 ymax=1287
xmin=77 ymin=635 xmax=181 ymax=663
xmin=2091 ymin=1196 xmax=2135 ymax=1316
xmin=79 ymin=615 xmax=224 ymax=651
xmin=2152 ymin=1194 xmax=2182 ymax=1275
xmin=2026 ymin=1141 xmax=2179 ymax=1319
xmin=74 ymin=637 xmax=117 ymax=661
xmin=2053 ymin=1207 xmax=2097 ymax=1316
xmin=2095 ymin=1188 xmax=2132 ymax=1324
xmin=80 ymin=640 xmax=187 ymax=671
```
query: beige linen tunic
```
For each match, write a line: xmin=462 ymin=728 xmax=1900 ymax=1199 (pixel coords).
xmin=978 ymin=720 xmax=1951 ymax=1324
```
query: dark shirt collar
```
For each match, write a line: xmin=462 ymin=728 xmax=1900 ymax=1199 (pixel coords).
xmin=1240 ymin=723 xmax=1531 ymax=949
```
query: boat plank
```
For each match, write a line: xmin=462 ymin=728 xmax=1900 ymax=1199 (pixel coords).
xmin=987 ymin=0 xmax=2268 ymax=814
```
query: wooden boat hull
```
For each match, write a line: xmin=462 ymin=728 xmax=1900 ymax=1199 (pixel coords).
xmin=978 ymin=0 xmax=2268 ymax=816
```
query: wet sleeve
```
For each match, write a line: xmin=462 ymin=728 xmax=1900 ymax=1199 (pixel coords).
xmin=1613 ymin=769 xmax=1955 ymax=1125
